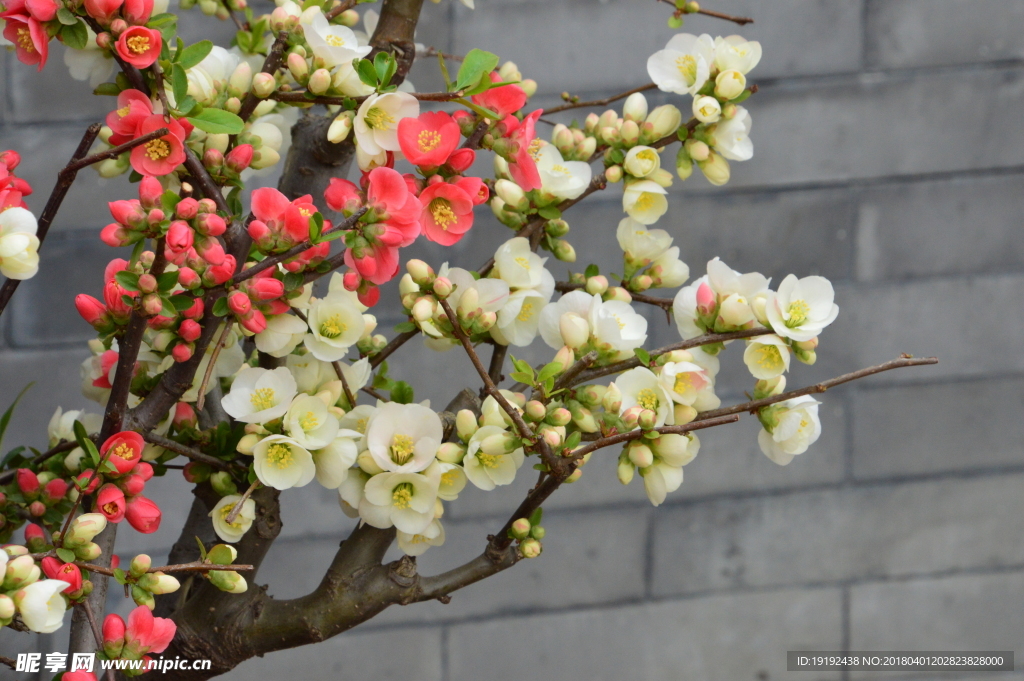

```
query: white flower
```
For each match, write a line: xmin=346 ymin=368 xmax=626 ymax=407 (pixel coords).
xmin=758 ymin=396 xmax=822 ymax=466
xmin=336 ymin=357 xmax=372 ymax=395
xmin=658 ymin=361 xmax=711 ymax=406
xmin=311 ymin=431 xmax=360 ymax=488
xmin=181 ymin=46 xmax=240 ymax=106
xmin=655 ymin=431 xmax=699 ymax=468
xmin=647 ymin=33 xmax=716 ymax=96
xmin=622 ymin=180 xmax=668 ymax=225
xmin=623 ymin=145 xmax=661 ymax=179
xmin=285 ymin=352 xmax=334 ymax=394
xmin=304 ymin=289 xmax=366 ymax=361
xmin=246 ymin=108 xmax=299 ymax=174
xmin=614 ymin=367 xmax=674 ymax=426
xmin=48 ymin=407 xmax=101 ymax=448
xmin=688 ymin=347 xmax=722 ymax=412
xmin=210 ymin=494 xmax=257 ymax=543
xmin=339 ymin=403 xmax=377 ymax=448
xmin=397 ymin=518 xmax=445 ymax=556
xmin=765 ymin=274 xmax=839 ymax=342
xmin=284 ymin=394 xmax=340 ymax=449
xmin=354 ymin=92 xmax=419 ymax=155
xmin=301 ymin=8 xmax=371 ymax=69
xmin=617 ymin=218 xmax=673 ymax=265
xmin=649 ymin=247 xmax=690 ymax=288
xmin=714 ymin=35 xmax=762 ymax=75
xmin=0 ymin=207 xmax=40 ymax=280
xmin=64 ymin=30 xmax=114 ymax=87
xmin=255 ymin=313 xmax=307 ymax=358
xmin=535 ymin=143 xmax=592 ymax=201
xmin=692 ymin=95 xmax=722 ymax=123
xmin=492 ymin=237 xmax=551 ymax=291
xmin=14 ymin=580 xmax=70 ymax=633
xmin=591 ymin=298 xmax=648 ymax=355
xmin=492 ymin=287 xmax=553 ymax=347
xmin=366 ymin=402 xmax=442 ymax=473
xmin=480 ymin=390 xmax=522 ymax=428
xmin=441 ymin=265 xmax=510 ymax=314
xmin=360 ymin=469 xmax=440 ymax=534
xmin=221 ymin=366 xmax=297 ymax=424
xmin=463 ymin=425 xmax=525 ymax=490
xmin=433 ymin=461 xmax=467 ymax=501
xmin=253 ymin=434 xmax=317 ymax=489
xmin=338 ymin=468 xmax=370 ymax=517
xmin=538 ymin=290 xmax=594 ymax=350
xmin=183 ymin=327 xmax=244 ymax=402
xmin=641 ymin=461 xmax=683 ymax=507
xmin=711 ymin=106 xmax=753 ymax=161
xmin=743 ymin=334 xmax=792 ymax=379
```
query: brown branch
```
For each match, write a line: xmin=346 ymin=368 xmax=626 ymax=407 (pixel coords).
xmin=570 ymin=414 xmax=739 ymax=460
xmin=225 ymin=480 xmax=261 ymax=525
xmin=555 ymin=280 xmax=674 ymax=310
xmin=77 ymin=560 xmax=254 ymax=577
xmin=418 ymin=46 xmax=464 ymax=62
xmin=487 ymin=343 xmax=508 ymax=388
xmin=551 ymin=350 xmax=598 ymax=391
xmin=696 ymin=356 xmax=939 ymax=421
xmin=545 ymin=82 xmax=658 ymax=115
xmin=332 ymin=361 xmax=358 ymax=408
xmin=66 ymin=127 xmax=170 ymax=174
xmin=415 ymin=546 xmax=518 ymax=603
xmin=144 ymin=434 xmax=235 ymax=471
xmin=84 ymin=16 xmax=150 ymax=93
xmin=370 ymin=329 xmax=418 ymax=369
xmin=325 ymin=0 xmax=357 ymax=20
xmin=237 ymin=32 xmax=290 ymax=125
xmin=195 ymin=321 xmax=234 ymax=412
xmin=656 ymin=0 xmax=753 ymax=25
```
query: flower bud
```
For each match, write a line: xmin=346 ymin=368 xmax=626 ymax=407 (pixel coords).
xmin=455 ymin=409 xmax=479 ymax=441
xmin=622 ymin=92 xmax=649 ymax=122
xmin=136 ymin=571 xmax=180 ymax=594
xmin=0 ymin=594 xmax=14 ymax=620
xmin=209 ymin=569 xmax=247 ymax=593
xmin=287 ymin=52 xmax=308 ymax=83
xmin=559 ymin=314 xmax=589 ymax=349
xmin=617 ymin=456 xmax=635 ymax=485
xmin=524 ymin=400 xmax=547 ymax=422
xmin=715 ymin=69 xmax=746 ymax=100
xmin=692 ymin=95 xmax=722 ymax=123
xmin=518 ymin=537 xmax=542 ymax=559
xmin=564 ymin=468 xmax=583 ymax=483
xmin=494 ymin=179 xmax=528 ymax=211
xmin=530 ymin=524 xmax=547 ymax=540
xmin=131 ymin=584 xmax=155 ymax=609
xmin=638 ymin=409 xmax=658 ymax=431
xmin=552 ymin=345 xmax=575 ymax=374
xmin=673 ymin=404 xmax=697 ymax=425
xmin=357 ymin=450 xmax=385 ymax=475
xmin=183 ymin=461 xmax=212 ymax=483
xmin=520 ymin=79 xmax=537 ymax=97
xmin=546 ymin=406 xmax=572 ymax=427
xmin=552 ymin=239 xmax=576 ymax=262
xmin=75 ymin=542 xmax=103 ymax=561
xmin=308 ymin=68 xmax=331 ymax=95
xmin=412 ymin=296 xmax=435 ymax=323
xmin=406 ymin=259 xmax=434 ymax=286
xmin=65 ymin=513 xmax=107 ymax=546
xmin=575 ymin=135 xmax=597 ymax=160
xmin=698 ymin=151 xmax=731 ymax=186
xmin=210 ymin=471 xmax=238 ymax=497
xmin=129 ymin=554 xmax=152 ymax=578
xmin=628 ymin=442 xmax=655 ymax=468
xmin=327 ymin=111 xmax=353 ymax=143
xmin=207 ymin=544 xmax=238 ymax=565
xmin=436 ymin=442 xmax=466 ymax=464
xmin=675 ymin=146 xmax=694 ymax=181
xmin=510 ymin=518 xmax=531 ymax=540
xmin=252 ymin=72 xmax=276 ymax=98
xmin=3 ymin=555 xmax=40 ymax=590
xmin=619 ymin=119 xmax=640 ymax=146
xmin=644 ymin=104 xmax=682 ymax=141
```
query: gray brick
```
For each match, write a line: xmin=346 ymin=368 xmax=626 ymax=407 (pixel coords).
xmin=850 ymin=572 xmax=1024 ymax=680
xmin=7 ymin=233 xmax=110 ymax=347
xmin=716 ymin=66 xmax=1024 ymax=189
xmin=0 ymin=347 xmax=93 ymax=452
xmin=454 ymin=0 xmax=862 ymax=96
xmin=10 ymin=45 xmax=111 ymax=124
xmin=652 ymin=474 xmax=1024 ymax=597
xmin=852 ymin=376 xmax=1024 ymax=480
xmin=220 ymin=625 xmax=443 ymax=681
xmin=448 ymin=587 xmax=843 ymax=681
xmin=866 ymin=0 xmax=1024 ymax=69
xmin=855 ymin=173 xmax=1024 ymax=281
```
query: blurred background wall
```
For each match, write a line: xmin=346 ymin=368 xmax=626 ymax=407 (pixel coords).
xmin=4 ymin=0 xmax=1024 ymax=679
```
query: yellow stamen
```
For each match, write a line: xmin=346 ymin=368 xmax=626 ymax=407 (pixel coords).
xmin=527 ymin=138 xmax=544 ymax=161
xmin=390 ymin=434 xmax=415 ymax=465
xmin=16 ymin=27 xmax=34 ymax=53
xmin=219 ymin=504 xmax=242 ymax=528
xmin=126 ymin=35 xmax=151 ymax=55
xmin=144 ymin=138 xmax=171 ymax=161
xmin=319 ymin=314 xmax=346 ymax=339
xmin=673 ymin=373 xmax=693 ymax=395
xmin=391 ymin=483 xmax=413 ymax=509
xmin=355 ymin=417 xmax=368 ymax=434
xmin=364 ymin=106 xmax=394 ymax=130
xmin=514 ymin=256 xmax=531 ymax=270
xmin=299 ymin=411 xmax=319 ymax=431
xmin=417 ymin=130 xmax=441 ymax=152
xmin=112 ymin=443 xmax=136 ymax=460
xmin=516 ymin=302 xmax=534 ymax=323
xmin=634 ymin=192 xmax=655 ymax=212
xmin=637 ymin=388 xmax=659 ymax=411
xmin=429 ymin=198 xmax=457 ymax=231
xmin=116 ymin=106 xmax=131 ymax=118
xmin=675 ymin=54 xmax=698 ymax=85
xmin=477 ymin=452 xmax=500 ymax=469
xmin=266 ymin=443 xmax=294 ymax=468
xmin=325 ymin=34 xmax=347 ymax=47
xmin=786 ymin=300 xmax=811 ymax=327
xmin=756 ymin=345 xmax=783 ymax=370
xmin=250 ymin=387 xmax=276 ymax=411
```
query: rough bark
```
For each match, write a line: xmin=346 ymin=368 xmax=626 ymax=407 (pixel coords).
xmin=277 ymin=116 xmax=356 ymax=218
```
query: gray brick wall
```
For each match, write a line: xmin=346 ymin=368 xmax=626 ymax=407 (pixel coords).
xmin=2 ymin=1 xmax=1022 ymax=679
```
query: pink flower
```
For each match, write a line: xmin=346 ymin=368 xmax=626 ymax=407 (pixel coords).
xmin=472 ymin=73 xmax=528 ymax=118
xmin=323 ymin=178 xmax=363 ymax=215
xmin=203 ymin=254 xmax=236 ymax=286
xmin=452 ymin=175 xmax=489 ymax=205
xmin=64 ymin=672 xmax=99 ymax=681
xmin=122 ymin=0 xmax=153 ymax=24
xmin=125 ymin=495 xmax=161 ymax=534
xmin=106 ymin=90 xmax=154 ymax=145
xmin=43 ymin=478 xmax=68 ymax=502
xmin=419 ymin=182 xmax=474 ymax=246
xmin=18 ymin=0 xmax=59 ymax=22
xmin=115 ymin=26 xmax=161 ymax=68
xmin=366 ymin=166 xmax=421 ymax=244
xmin=166 ymin=220 xmax=194 ymax=255
xmin=249 ymin=187 xmax=318 ymax=250
xmin=447 ymin=148 xmax=476 ymax=173
xmin=508 ymin=109 xmax=543 ymax=191
xmin=397 ymin=111 xmax=461 ymax=167
xmin=76 ymin=294 xmax=109 ymax=328
xmin=2 ymin=15 xmax=48 ymax=70
xmin=41 ymin=557 xmax=83 ymax=593
xmin=100 ymin=430 xmax=145 ymax=475
xmin=130 ymin=116 xmax=186 ymax=176
xmin=124 ymin=604 xmax=176 ymax=654
xmin=122 ymin=473 xmax=146 ymax=496
xmin=97 ymin=483 xmax=127 ymax=522
xmin=84 ymin=0 xmax=124 ymax=24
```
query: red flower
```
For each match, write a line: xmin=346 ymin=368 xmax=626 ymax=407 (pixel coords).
xmin=509 ymin=109 xmax=543 ymax=191
xmin=397 ymin=111 xmax=461 ymax=167
xmin=64 ymin=672 xmax=99 ymax=681
xmin=452 ymin=175 xmax=489 ymax=205
xmin=324 ymin=178 xmax=362 ymax=215
xmin=366 ymin=166 xmax=421 ymax=245
xmin=106 ymin=90 xmax=153 ymax=146
xmin=97 ymin=483 xmax=127 ymax=522
xmin=125 ymin=495 xmax=161 ymax=534
xmin=447 ymin=148 xmax=476 ymax=173
xmin=124 ymin=604 xmax=176 ymax=655
xmin=115 ymin=26 xmax=162 ymax=69
xmin=41 ymin=557 xmax=83 ymax=593
xmin=249 ymin=187 xmax=318 ymax=250
xmin=130 ymin=116 xmax=186 ymax=177
xmin=2 ymin=15 xmax=48 ymax=71
xmin=419 ymin=182 xmax=474 ymax=246
xmin=100 ymin=430 xmax=145 ymax=475
xmin=472 ymin=73 xmax=528 ymax=118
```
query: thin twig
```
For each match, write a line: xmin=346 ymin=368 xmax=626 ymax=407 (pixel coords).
xmin=332 ymin=361 xmax=358 ymax=408
xmin=570 ymin=414 xmax=740 ymax=460
xmin=419 ymin=46 xmax=464 ymax=62
xmin=696 ymin=356 xmax=939 ymax=421
xmin=325 ymin=0 xmax=357 ymax=20
xmin=225 ymin=479 xmax=261 ymax=525
xmin=75 ymin=560 xmax=253 ymax=577
xmin=555 ymin=281 xmax=674 ymax=310
xmin=370 ymin=329 xmax=419 ymax=369
xmin=551 ymin=350 xmax=598 ymax=391
xmin=237 ymin=32 xmax=290 ymax=125
xmin=656 ymin=0 xmax=753 ymax=25
xmin=144 ymin=434 xmax=234 ymax=471
xmin=81 ymin=600 xmax=117 ymax=681
xmin=544 ymin=82 xmax=658 ymax=115
xmin=361 ymin=385 xmax=388 ymax=402
xmin=66 ymin=127 xmax=170 ymax=174
xmin=196 ymin=321 xmax=234 ymax=412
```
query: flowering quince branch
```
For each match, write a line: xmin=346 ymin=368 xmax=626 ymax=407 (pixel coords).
xmin=569 ymin=413 xmax=740 ymax=461
xmin=194 ymin=321 xmax=235 ymax=412
xmin=656 ymin=0 xmax=754 ymax=27
xmin=545 ymin=82 xmax=659 ymax=115
xmin=142 ymin=434 xmax=235 ymax=471
xmin=223 ymin=480 xmax=260 ymax=525
xmin=236 ymin=32 xmax=291 ymax=126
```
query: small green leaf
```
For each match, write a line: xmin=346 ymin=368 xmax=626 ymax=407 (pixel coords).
xmin=564 ymin=431 xmax=581 ymax=450
xmin=128 ymin=239 xmax=146 ymax=267
xmin=0 ymin=383 xmax=32 ymax=456
xmin=283 ymin=272 xmax=304 ymax=291
xmin=61 ymin=20 xmax=88 ymax=50
xmin=178 ymin=40 xmax=213 ymax=69
xmin=394 ymin=321 xmax=416 ymax=333
xmin=172 ymin=63 xmax=188 ymax=108
xmin=528 ymin=507 xmax=543 ymax=526
xmin=454 ymin=97 xmax=500 ymax=121
xmin=355 ymin=58 xmax=378 ymax=88
xmin=390 ymin=381 xmax=414 ymax=404
xmin=308 ymin=212 xmax=323 ymax=244
xmin=56 ymin=7 xmax=77 ymax=25
xmin=160 ymin=190 xmax=181 ymax=214
xmin=101 ymin=459 xmax=120 ymax=474
xmin=508 ymin=371 xmax=534 ymax=385
xmin=187 ymin=108 xmax=245 ymax=135
xmin=93 ymin=82 xmax=123 ymax=97
xmin=113 ymin=567 xmax=128 ymax=585
xmin=373 ymin=51 xmax=392 ymax=85
xmin=170 ymin=294 xmax=195 ymax=311
xmin=146 ymin=12 xmax=177 ymax=42
xmin=115 ymin=271 xmax=141 ymax=291
xmin=56 ymin=548 xmax=76 ymax=563
xmin=437 ymin=52 xmax=452 ymax=91
xmin=633 ymin=347 xmax=651 ymax=366
xmin=536 ymin=362 xmax=562 ymax=384
xmin=537 ymin=206 xmax=561 ymax=221
xmin=455 ymin=48 xmax=499 ymax=92
xmin=584 ymin=264 xmax=599 ymax=278
xmin=195 ymin=536 xmax=208 ymax=561
xmin=212 ymin=296 xmax=229 ymax=317
xmin=156 ymin=270 xmax=179 ymax=291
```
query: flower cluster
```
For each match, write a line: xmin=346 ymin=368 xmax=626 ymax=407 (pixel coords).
xmin=102 ymin=604 xmax=176 ymax=675
xmin=0 ymin=149 xmax=39 ymax=280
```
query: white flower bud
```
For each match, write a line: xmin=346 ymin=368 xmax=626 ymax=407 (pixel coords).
xmin=692 ymin=95 xmax=722 ymax=123
xmin=718 ymin=292 xmax=755 ymax=327
xmin=698 ymin=151 xmax=731 ymax=186
xmin=714 ymin=69 xmax=747 ymax=100
xmin=644 ymin=104 xmax=682 ymax=140
xmin=308 ymin=68 xmax=331 ymax=95
xmin=494 ymin=179 xmax=528 ymax=211
xmin=559 ymin=313 xmax=590 ymax=349
xmin=229 ymin=62 xmax=253 ymax=95
xmin=617 ymin=458 xmax=635 ymax=485
xmin=623 ymin=145 xmax=660 ymax=178
xmin=628 ymin=443 xmax=654 ymax=468
xmin=622 ymin=92 xmax=649 ymax=122
xmin=456 ymin=409 xmax=479 ymax=442
xmin=327 ymin=112 xmax=353 ymax=143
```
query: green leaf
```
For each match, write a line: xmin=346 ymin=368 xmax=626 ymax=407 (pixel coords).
xmin=454 ymin=97 xmax=500 ymax=121
xmin=394 ymin=321 xmax=416 ymax=333
xmin=170 ymin=294 xmax=195 ymax=311
xmin=56 ymin=7 xmax=77 ymax=24
xmin=113 ymin=567 xmax=128 ymax=585
xmin=283 ymin=272 xmax=304 ymax=291
xmin=195 ymin=536 xmax=208 ymax=561
xmin=56 ymin=548 xmax=76 ymax=563
xmin=93 ymin=82 xmax=122 ymax=97
xmin=212 ymin=296 xmax=229 ymax=317
xmin=101 ymin=459 xmax=120 ymax=474
xmin=437 ymin=52 xmax=452 ymax=91
xmin=74 ymin=420 xmax=101 ymax=467
xmin=156 ymin=271 xmax=179 ymax=292
xmin=508 ymin=371 xmax=534 ymax=385
xmin=187 ymin=109 xmax=245 ymax=135
xmin=178 ymin=40 xmax=214 ymax=69
xmin=584 ymin=264 xmax=599 ymax=278
xmin=115 ymin=271 xmax=141 ymax=292
xmin=528 ymin=507 xmax=543 ymax=526
xmin=354 ymin=58 xmax=378 ymax=88
xmin=160 ymin=190 xmax=181 ymax=214
xmin=308 ymin=212 xmax=323 ymax=244
xmin=147 ymin=13 xmax=177 ymax=42
xmin=0 ymin=383 xmax=32 ymax=455
xmin=633 ymin=347 xmax=651 ymax=366
xmin=537 ymin=206 xmax=561 ymax=221
xmin=172 ymin=63 xmax=189 ymax=111
xmin=0 ymin=445 xmax=26 ymax=469
xmin=455 ymin=48 xmax=499 ymax=92
xmin=390 ymin=381 xmax=414 ymax=404
xmin=536 ymin=362 xmax=562 ymax=384
xmin=128 ymin=239 xmax=146 ymax=267
xmin=61 ymin=20 xmax=88 ymax=50
xmin=564 ymin=430 xmax=581 ymax=451
xmin=373 ymin=51 xmax=393 ymax=86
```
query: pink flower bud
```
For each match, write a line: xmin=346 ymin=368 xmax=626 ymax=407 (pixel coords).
xmin=447 ymin=148 xmax=476 ymax=173
xmin=225 ymin=144 xmax=253 ymax=172
xmin=135 ymin=462 xmax=154 ymax=481
xmin=138 ymin=273 xmax=157 ymax=293
xmin=76 ymin=470 xmax=101 ymax=494
xmin=109 ymin=17 xmax=128 ymax=35
xmin=96 ymin=31 xmax=111 ymax=49
xmin=196 ymin=237 xmax=226 ymax=266
xmin=181 ymin=297 xmax=203 ymax=319
xmin=100 ymin=223 xmax=131 ymax=247
xmin=84 ymin=0 xmax=125 ymax=25
xmin=432 ymin=276 xmax=452 ymax=299
xmin=178 ymin=319 xmax=201 ymax=342
xmin=146 ymin=208 xmax=165 ymax=226
xmin=203 ymin=148 xmax=224 ymax=170
xmin=248 ymin=277 xmax=284 ymax=301
xmin=175 ymin=197 xmax=198 ymax=220
xmin=109 ymin=199 xmax=145 ymax=228
xmin=171 ymin=342 xmax=194 ymax=363
xmin=173 ymin=402 xmax=197 ymax=429
xmin=44 ymin=478 xmax=68 ymax=503
xmin=138 ymin=175 xmax=162 ymax=208
xmin=125 ymin=495 xmax=161 ymax=534
xmin=343 ymin=270 xmax=360 ymax=291
xmin=204 ymin=255 xmax=236 ymax=286
xmin=696 ymin=282 xmax=716 ymax=317
xmin=122 ymin=474 xmax=145 ymax=496
xmin=0 ymin=149 xmax=21 ymax=171
xmin=195 ymin=213 xmax=226 ymax=237
xmin=247 ymin=219 xmax=272 ymax=244
xmin=142 ymin=293 xmax=163 ymax=316
xmin=176 ymin=267 xmax=200 ymax=289
xmin=29 ymin=500 xmax=46 ymax=516
xmin=16 ymin=468 xmax=39 ymax=494
xmin=357 ymin=286 xmax=380 ymax=307
xmin=75 ymin=294 xmax=108 ymax=327
xmin=227 ymin=291 xmax=251 ymax=316
xmin=197 ymin=198 xmax=217 ymax=214
xmin=97 ymin=483 xmax=126 ymax=522
xmin=238 ymin=309 xmax=267 ymax=334
xmin=24 ymin=522 xmax=44 ymax=543
xmin=103 ymin=613 xmax=126 ymax=648
xmin=123 ymin=0 xmax=153 ymax=25
xmin=166 ymin=220 xmax=194 ymax=253
xmin=182 ymin=461 xmax=211 ymax=483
